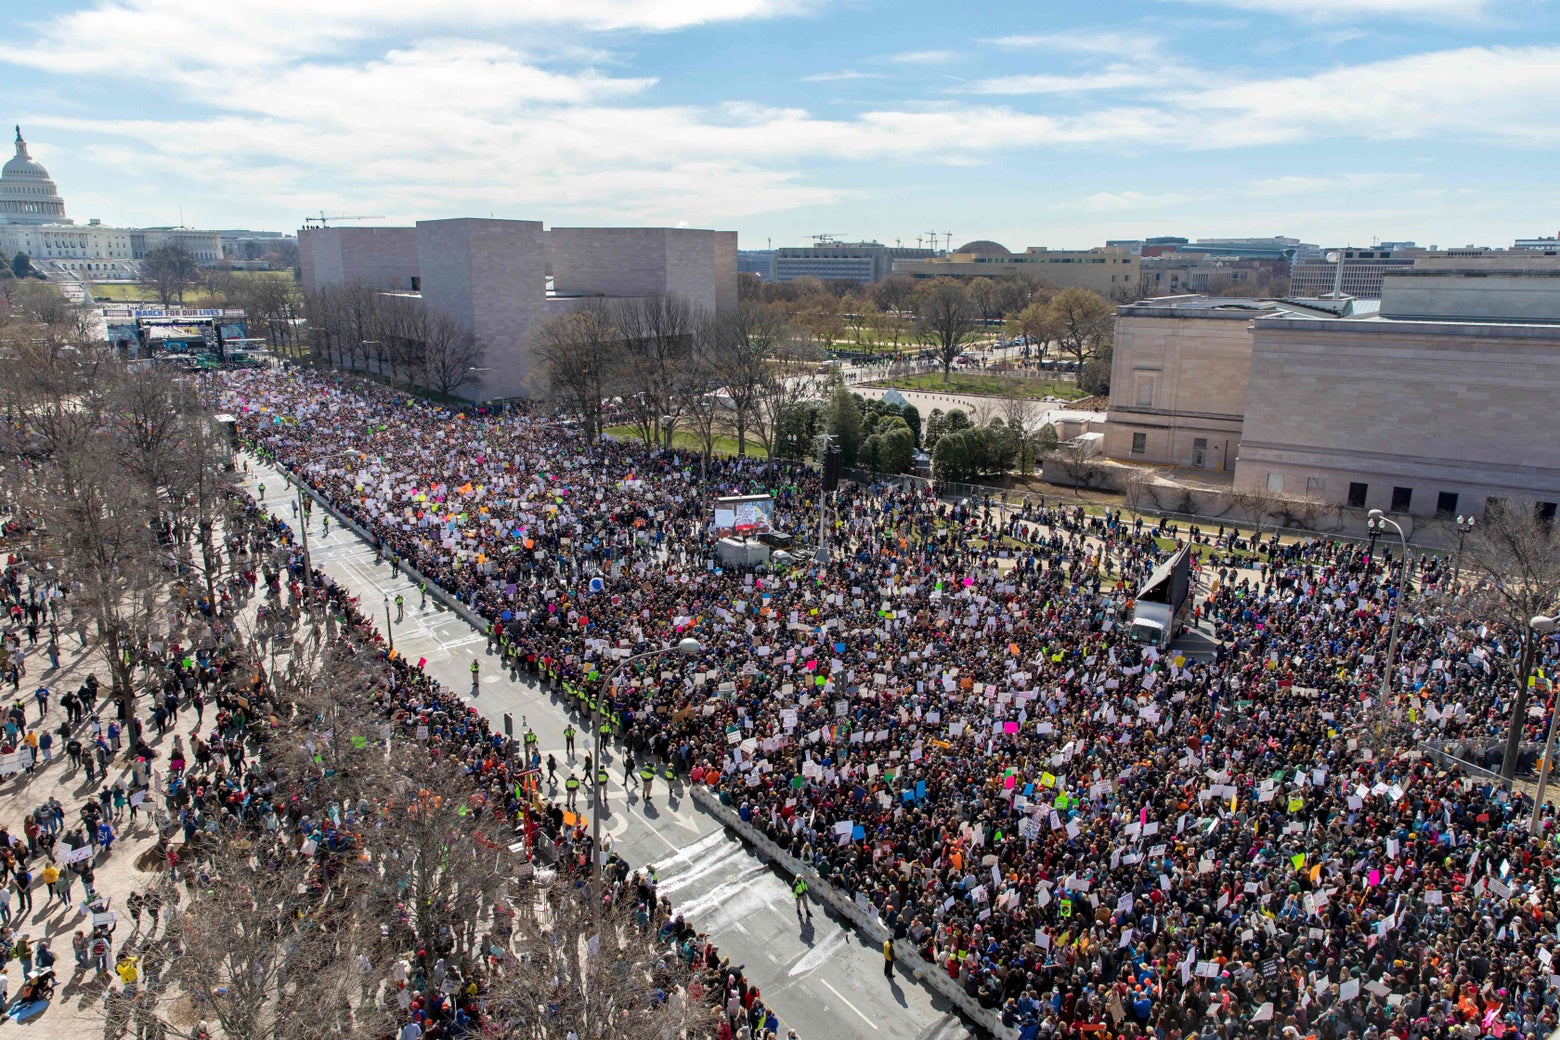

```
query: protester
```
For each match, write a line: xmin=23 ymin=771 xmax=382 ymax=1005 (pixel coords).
xmin=223 ymin=367 xmax=1560 ymax=1040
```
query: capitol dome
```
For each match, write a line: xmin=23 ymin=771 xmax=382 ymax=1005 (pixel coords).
xmin=0 ymin=127 xmax=69 ymax=226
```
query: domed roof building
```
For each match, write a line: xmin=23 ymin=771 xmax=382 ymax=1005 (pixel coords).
xmin=953 ymin=240 xmax=1010 ymax=257
xmin=0 ymin=126 xmax=69 ymax=225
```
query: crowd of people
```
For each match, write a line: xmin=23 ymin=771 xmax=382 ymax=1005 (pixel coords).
xmin=223 ymin=366 xmax=1560 ymax=1040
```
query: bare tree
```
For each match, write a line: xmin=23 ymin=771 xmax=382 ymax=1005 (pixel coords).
xmin=871 ymin=274 xmax=917 ymax=317
xmin=140 ymin=244 xmax=199 ymax=306
xmin=535 ymin=302 xmax=618 ymax=442
xmin=1051 ymin=435 xmax=1104 ymax=492
xmin=1462 ymin=501 xmax=1560 ymax=781
xmin=417 ymin=308 xmax=486 ymax=399
xmin=915 ymin=278 xmax=978 ymax=381
xmin=709 ymin=300 xmax=794 ymax=456
xmin=612 ymin=294 xmax=702 ymax=448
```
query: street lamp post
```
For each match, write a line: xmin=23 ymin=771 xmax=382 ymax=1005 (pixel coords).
xmin=1527 ymin=614 xmax=1558 ymax=836
xmin=384 ymin=595 xmax=394 ymax=655
xmin=1452 ymin=514 xmax=1476 ymax=592
xmin=1367 ymin=509 xmax=1409 ymax=716
xmin=591 ymin=638 xmax=701 ymax=908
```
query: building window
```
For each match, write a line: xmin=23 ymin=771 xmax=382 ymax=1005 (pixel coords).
xmin=1192 ymin=437 xmax=1207 ymax=467
xmin=1266 ymin=472 xmax=1283 ymax=493
xmin=1306 ymin=477 xmax=1325 ymax=495
xmin=1391 ymin=486 xmax=1413 ymax=512
xmin=1436 ymin=491 xmax=1458 ymax=516
xmin=1539 ymin=502 xmax=1559 ymax=526
xmin=1130 ymin=432 xmax=1146 ymax=455
xmin=1134 ymin=376 xmax=1155 ymax=408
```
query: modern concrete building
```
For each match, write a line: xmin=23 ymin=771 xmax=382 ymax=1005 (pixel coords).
xmin=298 ymin=218 xmax=739 ymax=402
xmin=0 ymin=125 xmax=222 ymax=280
xmin=298 ymin=226 xmax=421 ymax=294
xmin=550 ymin=226 xmax=737 ymax=315
xmin=1235 ymin=261 xmax=1560 ymax=517
xmin=1102 ymin=296 xmax=1360 ymax=472
xmin=770 ymin=240 xmax=933 ymax=284
xmin=894 ymin=242 xmax=1140 ymax=300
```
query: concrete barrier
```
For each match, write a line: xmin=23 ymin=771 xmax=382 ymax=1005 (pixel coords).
xmin=691 ymin=788 xmax=1015 ymax=1039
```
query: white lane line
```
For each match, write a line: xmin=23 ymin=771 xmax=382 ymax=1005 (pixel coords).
xmin=656 ymin=830 xmax=729 ymax=871
xmin=820 ymin=979 xmax=879 ymax=1030
xmin=657 ymin=845 xmax=749 ymax=896
xmin=669 ymin=867 xmax=770 ymax=917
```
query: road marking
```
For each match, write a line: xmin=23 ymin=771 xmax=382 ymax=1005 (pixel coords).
xmin=787 ymin=928 xmax=847 ymax=977
xmin=657 ymin=845 xmax=748 ymax=896
xmin=668 ymin=867 xmax=770 ymax=917
xmin=820 ymin=979 xmax=879 ymax=1030
xmin=657 ymin=830 xmax=728 ymax=869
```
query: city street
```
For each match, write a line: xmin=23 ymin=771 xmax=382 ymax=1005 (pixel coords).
xmin=246 ymin=457 xmax=972 ymax=1040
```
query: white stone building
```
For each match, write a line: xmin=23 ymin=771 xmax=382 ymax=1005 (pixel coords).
xmin=0 ymin=125 xmax=221 ymax=279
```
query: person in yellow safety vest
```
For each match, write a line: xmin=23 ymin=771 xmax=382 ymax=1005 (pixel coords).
xmin=792 ymin=876 xmax=812 ymax=921
xmin=640 ymin=765 xmax=655 ymax=802
xmin=664 ymin=762 xmax=676 ymax=784
xmin=596 ymin=768 xmax=610 ymax=810
xmin=470 ymin=659 xmax=480 ymax=686
xmin=564 ymin=773 xmax=580 ymax=810
xmin=883 ymin=939 xmax=894 ymax=980
xmin=563 ymin=726 xmax=576 ymax=755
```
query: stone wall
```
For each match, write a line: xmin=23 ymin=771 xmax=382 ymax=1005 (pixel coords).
xmin=1103 ymin=310 xmax=1252 ymax=471
xmin=1238 ymin=315 xmax=1560 ymax=516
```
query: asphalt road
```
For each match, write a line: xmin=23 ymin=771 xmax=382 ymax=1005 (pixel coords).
xmin=244 ymin=457 xmax=974 ymax=1040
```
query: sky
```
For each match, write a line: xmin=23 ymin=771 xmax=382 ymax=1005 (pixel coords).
xmin=1 ymin=0 xmax=1557 ymax=251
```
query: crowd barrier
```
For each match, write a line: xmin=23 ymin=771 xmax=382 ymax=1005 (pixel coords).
xmin=691 ymin=787 xmax=1015 ymax=1040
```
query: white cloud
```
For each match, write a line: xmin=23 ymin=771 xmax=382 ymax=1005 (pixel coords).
xmin=800 ymin=70 xmax=883 ymax=82
xmin=1161 ymin=0 xmax=1493 ymax=20
xmin=882 ymin=50 xmax=958 ymax=64
xmin=982 ymin=30 xmax=1165 ymax=61
xmin=0 ymin=0 xmax=818 ymax=75
xmin=964 ymin=67 xmax=1166 ymax=95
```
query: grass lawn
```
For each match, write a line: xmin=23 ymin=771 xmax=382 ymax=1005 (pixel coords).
xmin=88 ymin=270 xmax=294 ymax=306
xmin=869 ymin=371 xmax=1088 ymax=401
xmin=604 ymin=425 xmax=770 ymax=459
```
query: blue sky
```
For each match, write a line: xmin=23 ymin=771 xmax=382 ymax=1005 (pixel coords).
xmin=2 ymin=0 xmax=1556 ymax=250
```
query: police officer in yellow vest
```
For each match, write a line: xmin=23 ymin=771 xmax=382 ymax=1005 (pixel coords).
xmin=596 ymin=767 xmax=610 ymax=811
xmin=564 ymin=772 xmax=580 ymax=811
xmin=639 ymin=764 xmax=655 ymax=803
xmin=563 ymin=725 xmax=576 ymax=756
xmin=792 ymin=876 xmax=812 ymax=921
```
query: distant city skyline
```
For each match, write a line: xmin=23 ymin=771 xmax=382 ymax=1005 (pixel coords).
xmin=1 ymin=0 xmax=1556 ymax=249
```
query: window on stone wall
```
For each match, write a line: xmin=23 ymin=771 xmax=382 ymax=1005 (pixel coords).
xmin=1307 ymin=477 xmax=1325 ymax=495
xmin=1131 ymin=433 xmax=1146 ymax=455
xmin=1391 ymin=487 xmax=1413 ymax=512
xmin=1267 ymin=473 xmax=1283 ymax=493
xmin=1436 ymin=492 xmax=1458 ymax=516
xmin=1134 ymin=376 xmax=1155 ymax=408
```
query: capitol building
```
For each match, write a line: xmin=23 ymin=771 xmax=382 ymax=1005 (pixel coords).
xmin=0 ymin=125 xmax=221 ymax=282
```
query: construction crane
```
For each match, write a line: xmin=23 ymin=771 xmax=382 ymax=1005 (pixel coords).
xmin=303 ymin=212 xmax=385 ymax=228
xmin=944 ymin=231 xmax=954 ymax=252
xmin=809 ymin=233 xmax=843 ymax=246
xmin=925 ymin=230 xmax=941 ymax=253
